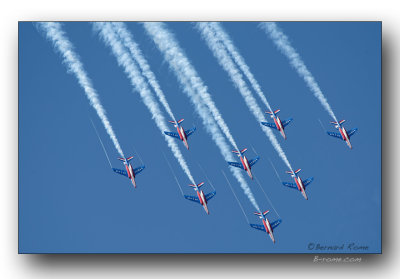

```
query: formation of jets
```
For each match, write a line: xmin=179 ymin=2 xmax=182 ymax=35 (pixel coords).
xmin=107 ymin=108 xmax=357 ymax=244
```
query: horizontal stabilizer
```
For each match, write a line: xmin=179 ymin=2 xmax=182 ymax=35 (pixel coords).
xmin=189 ymin=182 xmax=204 ymax=188
xmin=295 ymin=169 xmax=301 ymax=174
xmin=177 ymin=119 xmax=184 ymax=124
xmin=274 ymin=109 xmax=281 ymax=114
xmin=232 ymin=148 xmax=247 ymax=155
xmin=126 ymin=156 xmax=134 ymax=162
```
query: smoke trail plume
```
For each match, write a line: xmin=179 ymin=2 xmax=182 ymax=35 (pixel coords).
xmin=208 ymin=22 xmax=274 ymax=112
xmin=37 ymin=22 xmax=125 ymax=157
xmin=196 ymin=22 xmax=294 ymax=172
xmin=93 ymin=22 xmax=196 ymax=185
xmin=143 ymin=22 xmax=240 ymax=153
xmin=259 ymin=22 xmax=339 ymax=123
xmin=110 ymin=22 xmax=177 ymax=122
xmin=143 ymin=22 xmax=261 ymax=212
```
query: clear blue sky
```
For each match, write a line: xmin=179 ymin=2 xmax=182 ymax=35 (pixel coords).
xmin=19 ymin=22 xmax=381 ymax=253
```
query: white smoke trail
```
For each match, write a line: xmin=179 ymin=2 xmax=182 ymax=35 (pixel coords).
xmin=196 ymin=22 xmax=293 ymax=172
xmin=37 ymin=22 xmax=125 ymax=158
xmin=93 ymin=22 xmax=196 ymax=185
xmin=208 ymin=22 xmax=274 ymax=113
xmin=110 ymin=22 xmax=177 ymax=122
xmin=143 ymin=22 xmax=261 ymax=212
xmin=143 ymin=22 xmax=240 ymax=153
xmin=259 ymin=22 xmax=339 ymax=123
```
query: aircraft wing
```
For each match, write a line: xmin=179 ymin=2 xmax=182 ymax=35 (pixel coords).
xmin=282 ymin=181 xmax=298 ymax=189
xmin=133 ymin=166 xmax=145 ymax=175
xmin=185 ymin=127 xmax=196 ymax=138
xmin=205 ymin=191 xmax=216 ymax=202
xmin=184 ymin=195 xmax=200 ymax=204
xmin=270 ymin=219 xmax=282 ymax=230
xmin=347 ymin=128 xmax=358 ymax=138
xmin=281 ymin=118 xmax=293 ymax=128
xmin=164 ymin=131 xmax=180 ymax=139
xmin=261 ymin=121 xmax=277 ymax=130
xmin=227 ymin=161 xmax=244 ymax=170
xmin=112 ymin=168 xmax=129 ymax=178
xmin=303 ymin=177 xmax=314 ymax=188
xmin=248 ymin=156 xmax=260 ymax=167
xmin=327 ymin=131 xmax=342 ymax=139
xmin=250 ymin=223 xmax=266 ymax=232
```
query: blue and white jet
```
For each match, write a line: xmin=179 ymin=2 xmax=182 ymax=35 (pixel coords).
xmin=282 ymin=169 xmax=313 ymax=200
xmin=261 ymin=109 xmax=293 ymax=139
xmin=327 ymin=120 xmax=358 ymax=149
xmin=164 ymin=119 xmax=196 ymax=150
xmin=184 ymin=182 xmax=216 ymax=214
xmin=227 ymin=148 xmax=259 ymax=179
xmin=112 ymin=156 xmax=145 ymax=188
xmin=250 ymin=210 xmax=282 ymax=243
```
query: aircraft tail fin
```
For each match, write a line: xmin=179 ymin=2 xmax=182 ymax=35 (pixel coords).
xmin=232 ymin=148 xmax=247 ymax=155
xmin=254 ymin=211 xmax=269 ymax=217
xmin=331 ymin=119 xmax=345 ymax=125
xmin=266 ymin=109 xmax=280 ymax=115
xmin=118 ymin=156 xmax=134 ymax=162
xmin=189 ymin=182 xmax=204 ymax=188
xmin=126 ymin=156 xmax=134 ymax=162
xmin=168 ymin=119 xmax=184 ymax=125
